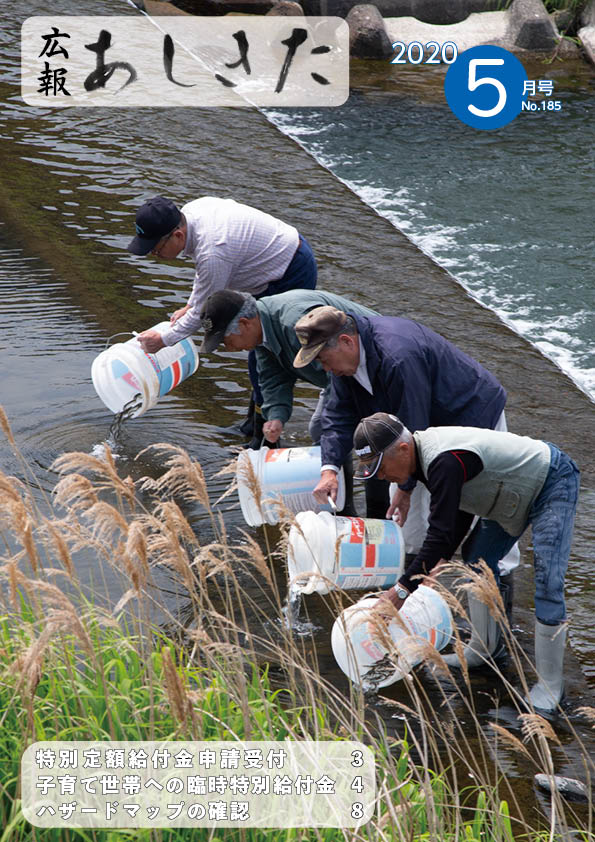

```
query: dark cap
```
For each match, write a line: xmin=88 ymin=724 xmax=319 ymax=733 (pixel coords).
xmin=353 ymin=413 xmax=407 ymax=480
xmin=127 ymin=196 xmax=182 ymax=255
xmin=199 ymin=290 xmax=247 ymax=352
xmin=293 ymin=306 xmax=348 ymax=368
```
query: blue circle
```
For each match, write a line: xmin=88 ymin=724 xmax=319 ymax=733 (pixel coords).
xmin=444 ymin=45 xmax=528 ymax=130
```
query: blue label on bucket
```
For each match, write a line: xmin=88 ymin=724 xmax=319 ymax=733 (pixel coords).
xmin=260 ymin=446 xmax=337 ymax=518
xmin=148 ymin=341 xmax=197 ymax=396
xmin=111 ymin=359 xmax=141 ymax=392
xmin=335 ymin=518 xmax=403 ymax=589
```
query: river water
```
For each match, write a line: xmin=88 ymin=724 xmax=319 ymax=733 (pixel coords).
xmin=1 ymin=0 xmax=594 ymax=815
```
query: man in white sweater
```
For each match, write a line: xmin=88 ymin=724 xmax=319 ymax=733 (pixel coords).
xmin=127 ymin=195 xmax=317 ymax=353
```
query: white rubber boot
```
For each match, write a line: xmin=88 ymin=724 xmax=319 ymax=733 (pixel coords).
xmin=443 ymin=594 xmax=502 ymax=668
xmin=527 ymin=620 xmax=567 ymax=712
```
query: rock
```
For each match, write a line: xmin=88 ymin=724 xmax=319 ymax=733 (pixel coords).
xmin=171 ymin=0 xmax=276 ymax=14
xmin=346 ymin=4 xmax=393 ymax=59
xmin=506 ymin=0 xmax=560 ymax=49
xmin=386 ymin=11 xmax=509 ymax=55
xmin=578 ymin=25 xmax=595 ymax=64
xmin=534 ymin=774 xmax=589 ymax=802
xmin=553 ymin=36 xmax=582 ymax=58
xmin=266 ymin=0 xmax=305 ymax=12
xmin=302 ymin=0 xmax=503 ymax=25
xmin=551 ymin=8 xmax=574 ymax=32
xmin=582 ymin=0 xmax=595 ymax=27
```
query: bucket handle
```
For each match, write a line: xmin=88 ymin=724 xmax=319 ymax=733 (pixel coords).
xmin=103 ymin=331 xmax=138 ymax=350
xmin=327 ymin=495 xmax=339 ymax=576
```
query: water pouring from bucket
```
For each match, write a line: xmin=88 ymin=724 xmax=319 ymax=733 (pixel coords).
xmin=331 ymin=586 xmax=453 ymax=689
xmin=236 ymin=445 xmax=346 ymax=527
xmin=287 ymin=510 xmax=405 ymax=596
xmin=91 ymin=322 xmax=199 ymax=418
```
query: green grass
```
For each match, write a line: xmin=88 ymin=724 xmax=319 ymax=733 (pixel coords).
xmin=0 ymin=409 xmax=593 ymax=842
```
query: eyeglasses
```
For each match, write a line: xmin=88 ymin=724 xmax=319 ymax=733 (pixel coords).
xmin=151 ymin=228 xmax=176 ymax=256
xmin=355 ymin=452 xmax=383 ymax=480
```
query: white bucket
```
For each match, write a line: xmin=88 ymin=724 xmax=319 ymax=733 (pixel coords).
xmin=331 ymin=585 xmax=453 ymax=687
xmin=288 ymin=511 xmax=405 ymax=595
xmin=237 ymin=445 xmax=346 ymax=527
xmin=91 ymin=322 xmax=199 ymax=417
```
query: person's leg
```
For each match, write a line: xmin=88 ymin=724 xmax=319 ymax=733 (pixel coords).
xmin=493 ymin=410 xmax=521 ymax=576
xmin=390 ymin=483 xmax=431 ymax=555
xmin=264 ymin=236 xmax=318 ymax=295
xmin=444 ymin=519 xmax=519 ymax=668
xmin=244 ymin=238 xmax=317 ymax=439
xmin=308 ymin=389 xmax=326 ymax=445
xmin=309 ymin=388 xmax=357 ymax=516
xmin=527 ymin=446 xmax=579 ymax=711
xmin=365 ymin=478 xmax=391 ymax=520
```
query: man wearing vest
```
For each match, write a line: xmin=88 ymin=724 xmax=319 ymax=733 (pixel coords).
xmin=352 ymin=412 xmax=580 ymax=713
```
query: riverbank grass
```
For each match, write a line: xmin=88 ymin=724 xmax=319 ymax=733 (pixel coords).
xmin=0 ymin=407 xmax=593 ymax=841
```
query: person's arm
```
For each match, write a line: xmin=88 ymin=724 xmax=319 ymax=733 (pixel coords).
xmin=385 ymin=355 xmax=434 ymax=494
xmin=318 ymin=376 xmax=358 ymax=470
xmin=160 ymin=253 xmax=235 ymax=346
xmin=394 ymin=450 xmax=482 ymax=596
xmin=257 ymin=346 xmax=297 ymax=437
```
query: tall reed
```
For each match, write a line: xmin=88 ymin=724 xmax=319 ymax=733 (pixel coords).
xmin=0 ymin=409 xmax=593 ymax=842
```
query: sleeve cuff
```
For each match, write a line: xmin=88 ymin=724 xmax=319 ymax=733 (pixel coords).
xmin=320 ymin=464 xmax=340 ymax=474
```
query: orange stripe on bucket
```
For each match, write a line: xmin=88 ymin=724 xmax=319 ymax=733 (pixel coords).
xmin=365 ymin=545 xmax=376 ymax=568
xmin=171 ymin=360 xmax=182 ymax=389
xmin=350 ymin=519 xmax=364 ymax=543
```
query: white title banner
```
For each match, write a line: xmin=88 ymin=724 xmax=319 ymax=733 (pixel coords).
xmin=21 ymin=16 xmax=349 ymax=107
xmin=22 ymin=740 xmax=375 ymax=828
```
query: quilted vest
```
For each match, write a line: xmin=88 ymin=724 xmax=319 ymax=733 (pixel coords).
xmin=414 ymin=427 xmax=551 ymax=536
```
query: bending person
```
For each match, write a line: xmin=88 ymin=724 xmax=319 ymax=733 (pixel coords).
xmin=126 ymin=195 xmax=317 ymax=439
xmin=353 ymin=412 xmax=579 ymax=713
xmin=198 ymin=288 xmax=379 ymax=515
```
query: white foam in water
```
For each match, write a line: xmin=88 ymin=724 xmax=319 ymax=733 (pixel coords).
xmin=263 ymin=109 xmax=595 ymax=404
xmin=90 ymin=441 xmax=124 ymax=461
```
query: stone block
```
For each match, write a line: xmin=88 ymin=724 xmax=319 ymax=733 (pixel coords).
xmin=581 ymin=0 xmax=595 ymax=27
xmin=346 ymin=3 xmax=393 ymax=58
xmin=578 ymin=24 xmax=595 ymax=64
xmin=506 ymin=0 xmax=559 ymax=49
xmin=266 ymin=0 xmax=305 ymax=12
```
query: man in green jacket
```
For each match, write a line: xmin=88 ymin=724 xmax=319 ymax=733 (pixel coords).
xmin=199 ymin=288 xmax=377 ymax=514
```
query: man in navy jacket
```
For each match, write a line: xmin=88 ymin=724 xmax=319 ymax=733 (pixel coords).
xmin=294 ymin=306 xmax=518 ymax=660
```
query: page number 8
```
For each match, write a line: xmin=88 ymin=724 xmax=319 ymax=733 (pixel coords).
xmin=467 ymin=59 xmax=506 ymax=118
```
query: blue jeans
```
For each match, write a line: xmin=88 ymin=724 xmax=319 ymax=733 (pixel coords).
xmin=249 ymin=235 xmax=318 ymax=405
xmin=461 ymin=444 xmax=579 ymax=625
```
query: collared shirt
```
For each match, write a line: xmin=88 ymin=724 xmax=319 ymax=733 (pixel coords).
xmin=353 ymin=337 xmax=373 ymax=394
xmin=160 ymin=197 xmax=299 ymax=345
xmin=322 ymin=337 xmax=372 ymax=473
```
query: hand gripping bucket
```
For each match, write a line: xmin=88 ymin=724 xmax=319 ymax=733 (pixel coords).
xmin=91 ymin=322 xmax=199 ymax=418
xmin=331 ymin=586 xmax=453 ymax=688
xmin=288 ymin=511 xmax=405 ymax=595
xmin=237 ymin=445 xmax=345 ymax=527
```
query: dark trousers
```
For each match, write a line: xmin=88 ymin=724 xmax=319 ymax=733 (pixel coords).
xmin=248 ymin=235 xmax=317 ymax=405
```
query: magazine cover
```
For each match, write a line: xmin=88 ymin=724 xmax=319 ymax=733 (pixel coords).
xmin=3 ymin=0 xmax=595 ymax=838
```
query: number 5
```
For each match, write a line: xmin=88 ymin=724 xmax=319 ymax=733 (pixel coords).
xmin=467 ymin=59 xmax=506 ymax=118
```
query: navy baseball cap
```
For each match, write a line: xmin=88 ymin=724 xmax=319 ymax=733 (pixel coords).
xmin=127 ymin=196 xmax=182 ymax=255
